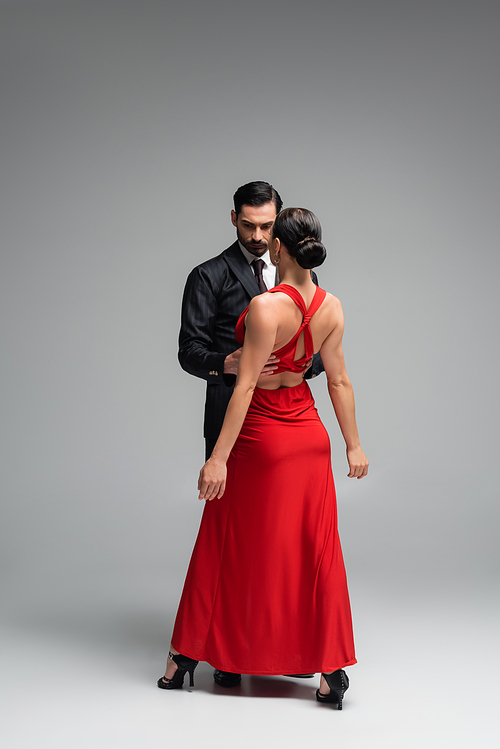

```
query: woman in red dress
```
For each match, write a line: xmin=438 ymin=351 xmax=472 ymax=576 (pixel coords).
xmin=159 ymin=207 xmax=368 ymax=708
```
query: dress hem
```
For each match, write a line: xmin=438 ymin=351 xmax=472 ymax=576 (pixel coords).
xmin=171 ymin=639 xmax=356 ymax=674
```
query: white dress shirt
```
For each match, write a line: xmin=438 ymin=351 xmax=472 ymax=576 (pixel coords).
xmin=238 ymin=242 xmax=277 ymax=290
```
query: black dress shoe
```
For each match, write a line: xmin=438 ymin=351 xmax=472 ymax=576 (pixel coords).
xmin=284 ymin=673 xmax=315 ymax=678
xmin=213 ymin=669 xmax=242 ymax=687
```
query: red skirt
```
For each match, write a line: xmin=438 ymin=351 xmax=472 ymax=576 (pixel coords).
xmin=171 ymin=381 xmax=356 ymax=674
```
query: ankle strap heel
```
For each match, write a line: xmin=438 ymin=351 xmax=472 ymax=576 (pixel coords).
xmin=157 ymin=651 xmax=199 ymax=690
xmin=316 ymin=669 xmax=349 ymax=710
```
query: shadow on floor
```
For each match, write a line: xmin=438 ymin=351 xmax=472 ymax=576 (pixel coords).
xmin=3 ymin=604 xmax=320 ymax=700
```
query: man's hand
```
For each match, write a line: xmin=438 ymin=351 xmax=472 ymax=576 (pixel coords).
xmin=224 ymin=347 xmax=279 ymax=377
xmin=301 ymin=356 xmax=314 ymax=377
xmin=223 ymin=347 xmax=243 ymax=375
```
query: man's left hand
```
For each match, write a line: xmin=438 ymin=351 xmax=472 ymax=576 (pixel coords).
xmin=301 ymin=357 xmax=313 ymax=377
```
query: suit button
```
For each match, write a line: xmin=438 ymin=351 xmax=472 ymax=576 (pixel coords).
xmin=209 ymin=370 xmax=219 ymax=376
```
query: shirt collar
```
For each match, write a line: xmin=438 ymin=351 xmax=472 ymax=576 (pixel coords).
xmin=238 ymin=241 xmax=270 ymax=268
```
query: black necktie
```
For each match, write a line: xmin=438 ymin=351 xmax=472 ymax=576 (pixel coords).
xmin=252 ymin=259 xmax=268 ymax=294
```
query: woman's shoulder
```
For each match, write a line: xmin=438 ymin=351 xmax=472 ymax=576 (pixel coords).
xmin=316 ymin=289 xmax=342 ymax=312
xmin=248 ymin=289 xmax=292 ymax=311
xmin=245 ymin=293 xmax=284 ymax=326
xmin=318 ymin=291 xmax=344 ymax=330
xmin=322 ymin=290 xmax=342 ymax=309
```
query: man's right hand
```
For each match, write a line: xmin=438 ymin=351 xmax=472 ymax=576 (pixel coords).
xmin=224 ymin=347 xmax=279 ymax=377
xmin=223 ymin=347 xmax=243 ymax=375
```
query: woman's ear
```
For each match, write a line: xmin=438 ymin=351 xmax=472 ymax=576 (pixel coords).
xmin=275 ymin=238 xmax=283 ymax=263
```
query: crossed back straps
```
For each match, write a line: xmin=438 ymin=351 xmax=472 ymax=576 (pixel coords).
xmin=235 ymin=283 xmax=327 ymax=374
xmin=268 ymin=284 xmax=327 ymax=373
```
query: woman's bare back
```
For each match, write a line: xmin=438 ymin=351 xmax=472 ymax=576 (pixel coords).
xmin=254 ymin=285 xmax=342 ymax=390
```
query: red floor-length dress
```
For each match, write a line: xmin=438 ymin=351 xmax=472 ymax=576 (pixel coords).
xmin=171 ymin=284 xmax=356 ymax=674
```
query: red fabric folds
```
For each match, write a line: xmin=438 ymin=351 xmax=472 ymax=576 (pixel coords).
xmin=171 ymin=381 xmax=356 ymax=675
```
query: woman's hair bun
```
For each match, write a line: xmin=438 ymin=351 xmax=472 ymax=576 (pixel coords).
xmin=295 ymin=237 xmax=327 ymax=269
xmin=272 ymin=207 xmax=327 ymax=270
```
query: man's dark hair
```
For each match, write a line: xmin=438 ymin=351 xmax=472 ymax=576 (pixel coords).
xmin=233 ymin=181 xmax=283 ymax=217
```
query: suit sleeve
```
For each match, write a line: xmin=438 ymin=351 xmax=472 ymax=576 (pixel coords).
xmin=178 ymin=265 xmax=228 ymax=385
xmin=304 ymin=270 xmax=325 ymax=380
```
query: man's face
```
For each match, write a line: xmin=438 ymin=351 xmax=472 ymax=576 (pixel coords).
xmin=231 ymin=202 xmax=277 ymax=257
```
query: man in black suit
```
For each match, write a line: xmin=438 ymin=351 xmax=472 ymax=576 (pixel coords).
xmin=178 ymin=181 xmax=324 ymax=461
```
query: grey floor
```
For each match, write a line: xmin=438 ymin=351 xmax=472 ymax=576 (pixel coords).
xmin=2 ymin=573 xmax=498 ymax=749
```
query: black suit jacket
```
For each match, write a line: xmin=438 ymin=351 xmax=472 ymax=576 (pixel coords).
xmin=178 ymin=241 xmax=324 ymax=440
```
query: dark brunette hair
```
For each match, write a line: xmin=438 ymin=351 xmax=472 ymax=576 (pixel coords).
xmin=273 ymin=207 xmax=327 ymax=269
xmin=233 ymin=181 xmax=283 ymax=217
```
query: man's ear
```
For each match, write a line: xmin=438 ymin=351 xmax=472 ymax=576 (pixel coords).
xmin=231 ymin=209 xmax=237 ymax=227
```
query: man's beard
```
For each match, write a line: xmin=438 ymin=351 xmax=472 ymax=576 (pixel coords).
xmin=237 ymin=231 xmax=268 ymax=257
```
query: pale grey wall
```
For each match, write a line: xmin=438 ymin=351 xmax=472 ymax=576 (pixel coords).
xmin=1 ymin=0 xmax=498 ymax=628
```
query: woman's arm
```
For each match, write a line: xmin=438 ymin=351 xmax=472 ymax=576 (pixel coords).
xmin=198 ymin=296 xmax=278 ymax=501
xmin=320 ymin=298 xmax=369 ymax=479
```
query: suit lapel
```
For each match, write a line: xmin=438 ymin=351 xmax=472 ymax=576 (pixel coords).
xmin=224 ymin=242 xmax=260 ymax=299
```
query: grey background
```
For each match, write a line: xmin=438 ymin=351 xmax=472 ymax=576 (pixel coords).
xmin=1 ymin=1 xmax=498 ymax=747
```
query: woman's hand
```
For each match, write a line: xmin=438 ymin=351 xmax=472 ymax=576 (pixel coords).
xmin=346 ymin=446 xmax=369 ymax=479
xmin=198 ymin=457 xmax=227 ymax=501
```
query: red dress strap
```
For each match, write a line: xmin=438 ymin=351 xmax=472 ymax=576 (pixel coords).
xmin=234 ymin=284 xmax=326 ymax=373
xmin=269 ymin=285 xmax=326 ymax=370
xmin=268 ymin=283 xmax=327 ymax=316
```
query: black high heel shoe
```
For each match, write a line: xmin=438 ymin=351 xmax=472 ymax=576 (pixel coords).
xmin=316 ymin=669 xmax=349 ymax=710
xmin=157 ymin=651 xmax=199 ymax=690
